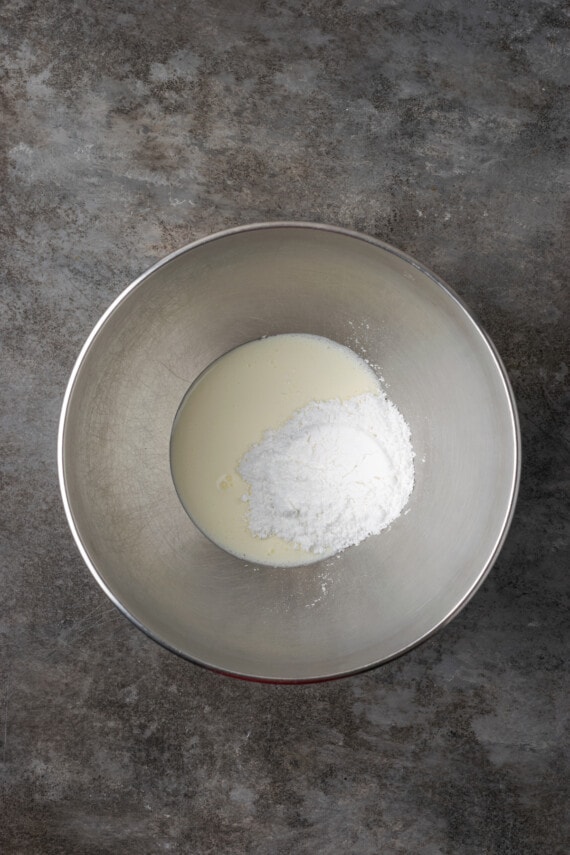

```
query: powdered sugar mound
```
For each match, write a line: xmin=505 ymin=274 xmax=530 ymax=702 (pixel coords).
xmin=238 ymin=392 xmax=414 ymax=555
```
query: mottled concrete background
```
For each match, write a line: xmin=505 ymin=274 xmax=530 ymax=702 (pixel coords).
xmin=1 ymin=0 xmax=569 ymax=852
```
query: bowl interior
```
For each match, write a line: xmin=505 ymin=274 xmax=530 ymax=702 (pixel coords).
xmin=60 ymin=225 xmax=519 ymax=681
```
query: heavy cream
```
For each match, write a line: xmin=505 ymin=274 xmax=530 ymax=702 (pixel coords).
xmin=170 ymin=333 xmax=382 ymax=565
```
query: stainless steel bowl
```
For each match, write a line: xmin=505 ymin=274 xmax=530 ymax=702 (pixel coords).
xmin=58 ymin=223 xmax=520 ymax=682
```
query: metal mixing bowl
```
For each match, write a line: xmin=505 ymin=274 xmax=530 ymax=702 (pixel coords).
xmin=58 ymin=223 xmax=520 ymax=682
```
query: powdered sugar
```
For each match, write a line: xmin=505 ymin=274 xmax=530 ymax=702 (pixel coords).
xmin=238 ymin=392 xmax=414 ymax=556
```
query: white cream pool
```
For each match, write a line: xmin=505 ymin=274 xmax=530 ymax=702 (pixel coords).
xmin=170 ymin=333 xmax=382 ymax=565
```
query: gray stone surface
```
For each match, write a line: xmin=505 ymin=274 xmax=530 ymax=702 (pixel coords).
xmin=1 ymin=0 xmax=569 ymax=852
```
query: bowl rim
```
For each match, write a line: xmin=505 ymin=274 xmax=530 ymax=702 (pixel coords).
xmin=58 ymin=221 xmax=522 ymax=683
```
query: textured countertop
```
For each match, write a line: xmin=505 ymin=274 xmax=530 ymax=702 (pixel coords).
xmin=1 ymin=1 xmax=568 ymax=853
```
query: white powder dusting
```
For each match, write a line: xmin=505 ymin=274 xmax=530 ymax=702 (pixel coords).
xmin=238 ymin=392 xmax=414 ymax=555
